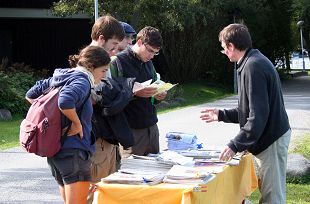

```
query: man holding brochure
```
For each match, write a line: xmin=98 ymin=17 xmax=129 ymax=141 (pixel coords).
xmin=110 ymin=26 xmax=167 ymax=157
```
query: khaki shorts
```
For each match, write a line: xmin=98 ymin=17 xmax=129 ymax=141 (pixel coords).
xmin=90 ymin=138 xmax=117 ymax=183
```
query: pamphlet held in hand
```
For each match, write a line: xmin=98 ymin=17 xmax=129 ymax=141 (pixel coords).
xmin=133 ymin=79 xmax=177 ymax=96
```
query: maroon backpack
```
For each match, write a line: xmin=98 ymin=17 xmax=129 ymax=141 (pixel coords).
xmin=19 ymin=87 xmax=64 ymax=157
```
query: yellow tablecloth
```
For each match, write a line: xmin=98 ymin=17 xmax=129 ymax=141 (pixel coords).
xmin=93 ymin=154 xmax=258 ymax=204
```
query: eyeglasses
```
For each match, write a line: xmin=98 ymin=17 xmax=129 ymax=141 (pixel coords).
xmin=144 ymin=44 xmax=160 ymax=56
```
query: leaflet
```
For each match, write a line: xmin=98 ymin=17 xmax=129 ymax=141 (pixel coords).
xmin=132 ymin=79 xmax=153 ymax=93
xmin=132 ymin=79 xmax=177 ymax=95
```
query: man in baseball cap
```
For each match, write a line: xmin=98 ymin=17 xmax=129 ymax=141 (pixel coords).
xmin=121 ymin=21 xmax=136 ymax=35
xmin=112 ymin=22 xmax=136 ymax=54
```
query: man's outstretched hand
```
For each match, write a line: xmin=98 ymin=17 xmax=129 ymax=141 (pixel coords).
xmin=200 ymin=108 xmax=219 ymax=122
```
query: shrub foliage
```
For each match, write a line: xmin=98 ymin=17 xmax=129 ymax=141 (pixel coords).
xmin=0 ymin=62 xmax=46 ymax=114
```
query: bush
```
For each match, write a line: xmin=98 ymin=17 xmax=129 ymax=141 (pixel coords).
xmin=0 ymin=62 xmax=47 ymax=114
xmin=286 ymin=175 xmax=310 ymax=184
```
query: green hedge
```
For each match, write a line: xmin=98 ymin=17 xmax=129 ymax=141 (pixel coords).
xmin=0 ymin=62 xmax=47 ymax=114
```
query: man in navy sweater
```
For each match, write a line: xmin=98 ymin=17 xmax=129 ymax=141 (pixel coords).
xmin=200 ymin=24 xmax=291 ymax=204
xmin=110 ymin=26 xmax=167 ymax=157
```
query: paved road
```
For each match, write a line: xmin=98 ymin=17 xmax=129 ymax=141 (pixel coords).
xmin=158 ymin=75 xmax=310 ymax=150
xmin=1 ymin=75 xmax=309 ymax=204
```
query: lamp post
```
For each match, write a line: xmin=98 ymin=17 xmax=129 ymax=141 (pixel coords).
xmin=94 ymin=0 xmax=99 ymax=20
xmin=297 ymin=20 xmax=305 ymax=72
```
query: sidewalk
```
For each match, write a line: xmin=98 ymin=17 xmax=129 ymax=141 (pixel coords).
xmin=281 ymin=75 xmax=310 ymax=148
xmin=158 ymin=75 xmax=310 ymax=150
xmin=0 ymin=75 xmax=310 ymax=203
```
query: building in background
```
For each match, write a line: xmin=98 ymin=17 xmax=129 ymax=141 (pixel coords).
xmin=0 ymin=0 xmax=92 ymax=71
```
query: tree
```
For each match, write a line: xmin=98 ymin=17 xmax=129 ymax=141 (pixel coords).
xmin=52 ymin=0 xmax=294 ymax=85
xmin=52 ymin=0 xmax=95 ymax=18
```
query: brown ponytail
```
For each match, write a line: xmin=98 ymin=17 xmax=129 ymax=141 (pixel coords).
xmin=68 ymin=46 xmax=111 ymax=71
xmin=68 ymin=54 xmax=79 ymax=68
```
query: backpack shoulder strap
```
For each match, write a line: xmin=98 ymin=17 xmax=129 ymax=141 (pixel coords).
xmin=110 ymin=56 xmax=123 ymax=77
xmin=150 ymin=63 xmax=157 ymax=82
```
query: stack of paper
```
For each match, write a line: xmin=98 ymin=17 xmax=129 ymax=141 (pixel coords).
xmin=163 ymin=165 xmax=214 ymax=184
xmin=157 ymin=150 xmax=193 ymax=165
xmin=120 ymin=156 xmax=174 ymax=175
xmin=194 ymin=161 xmax=226 ymax=174
xmin=101 ymin=155 xmax=175 ymax=185
xmin=194 ymin=152 xmax=244 ymax=167
xmin=178 ymin=149 xmax=221 ymax=159
xmin=102 ymin=172 xmax=165 ymax=185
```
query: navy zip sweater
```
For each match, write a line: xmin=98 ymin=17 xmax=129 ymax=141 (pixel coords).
xmin=219 ymin=49 xmax=290 ymax=155
xmin=110 ymin=47 xmax=158 ymax=129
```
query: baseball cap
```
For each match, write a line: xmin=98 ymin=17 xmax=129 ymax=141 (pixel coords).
xmin=120 ymin=21 xmax=136 ymax=35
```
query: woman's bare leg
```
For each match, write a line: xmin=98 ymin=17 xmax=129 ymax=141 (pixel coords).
xmin=59 ymin=185 xmax=66 ymax=203
xmin=64 ymin=181 xmax=90 ymax=204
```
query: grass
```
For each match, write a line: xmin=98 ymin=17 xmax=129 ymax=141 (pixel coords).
xmin=290 ymin=133 xmax=310 ymax=159
xmin=157 ymin=80 xmax=232 ymax=113
xmin=0 ymin=81 xmax=232 ymax=150
xmin=0 ymin=114 xmax=23 ymax=150
xmin=249 ymin=183 xmax=310 ymax=204
xmin=249 ymin=133 xmax=310 ymax=203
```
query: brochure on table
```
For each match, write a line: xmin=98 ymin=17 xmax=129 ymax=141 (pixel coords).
xmin=101 ymin=150 xmax=244 ymax=186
